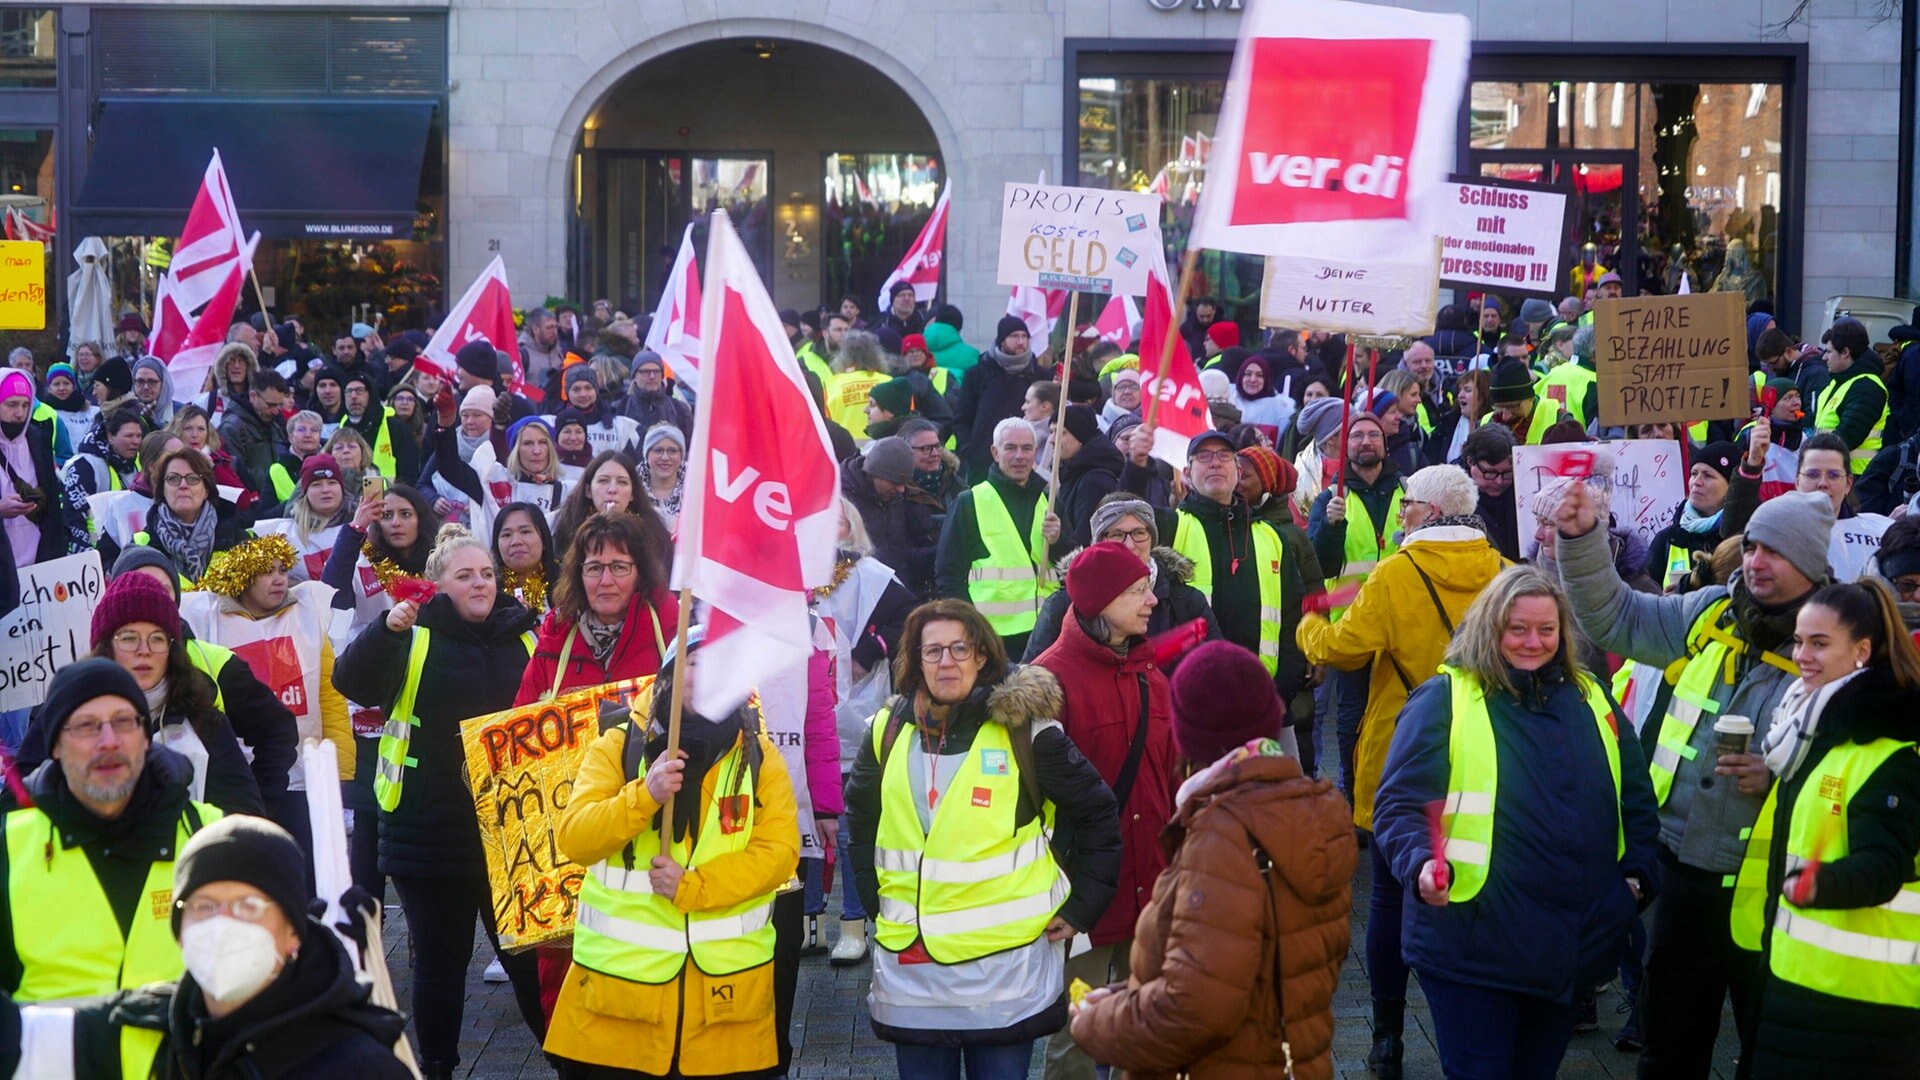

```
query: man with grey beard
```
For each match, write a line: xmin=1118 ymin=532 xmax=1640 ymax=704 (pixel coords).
xmin=0 ymin=659 xmax=220 ymax=1016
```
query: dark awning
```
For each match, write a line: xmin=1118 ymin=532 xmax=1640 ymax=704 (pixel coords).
xmin=73 ymin=98 xmax=434 ymax=240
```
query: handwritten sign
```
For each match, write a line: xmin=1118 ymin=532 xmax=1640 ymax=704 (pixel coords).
xmin=1595 ymin=292 xmax=1747 ymax=428
xmin=996 ymin=182 xmax=1162 ymax=295
xmin=1514 ymin=440 xmax=1684 ymax=561
xmin=1258 ymin=241 xmax=1441 ymax=337
xmin=0 ymin=551 xmax=104 ymax=710
xmin=461 ymin=677 xmax=651 ymax=951
xmin=1436 ymin=176 xmax=1571 ymax=298
xmin=0 ymin=240 xmax=43 ymax=330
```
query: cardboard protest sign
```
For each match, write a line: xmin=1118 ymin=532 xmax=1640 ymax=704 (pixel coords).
xmin=996 ymin=182 xmax=1162 ymax=296
xmin=1595 ymin=292 xmax=1747 ymax=428
xmin=0 ymin=240 xmax=45 ymax=330
xmin=1514 ymin=440 xmax=1684 ymax=561
xmin=0 ymin=551 xmax=103 ymax=711
xmin=1258 ymin=242 xmax=1441 ymax=337
xmin=461 ymin=677 xmax=652 ymax=951
xmin=1437 ymin=176 xmax=1572 ymax=298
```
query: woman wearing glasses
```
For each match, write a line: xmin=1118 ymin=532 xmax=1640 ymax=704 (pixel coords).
xmin=96 ymin=447 xmax=242 ymax=587
xmin=1022 ymin=494 xmax=1219 ymax=662
xmin=845 ymin=599 xmax=1120 ymax=1079
xmin=1724 ymin=428 xmax=1893 ymax=584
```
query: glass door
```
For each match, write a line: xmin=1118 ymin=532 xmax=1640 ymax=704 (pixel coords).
xmin=592 ymin=152 xmax=770 ymax=314
xmin=1475 ymin=151 xmax=1638 ymax=301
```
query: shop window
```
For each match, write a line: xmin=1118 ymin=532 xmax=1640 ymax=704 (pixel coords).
xmin=822 ymin=153 xmax=942 ymax=314
xmin=0 ymin=129 xmax=54 ymax=340
xmin=0 ymin=10 xmax=54 ymax=90
xmin=588 ymin=154 xmax=771 ymax=314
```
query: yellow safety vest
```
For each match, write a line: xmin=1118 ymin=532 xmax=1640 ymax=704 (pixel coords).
xmin=1536 ymin=362 xmax=1596 ymax=428
xmin=869 ymin=706 xmax=1067 ymax=963
xmin=185 ymin=638 xmax=234 ymax=713
xmin=965 ymin=481 xmax=1056 ymax=637
xmin=796 ymin=341 xmax=832 ymax=387
xmin=1169 ymin=510 xmax=1286 ymax=674
xmin=1518 ymin=397 xmax=1564 ymax=445
xmin=1340 ymin=486 xmax=1403 ymax=578
xmin=268 ymin=461 xmax=297 ymax=505
xmin=1730 ymin=739 xmax=1920 ymax=1006
xmin=1647 ymin=598 xmax=1796 ymax=806
xmin=366 ymin=407 xmax=397 ymax=480
xmin=1813 ymin=372 xmax=1888 ymax=474
xmin=1435 ymin=664 xmax=1623 ymax=902
xmin=572 ymin=729 xmax=777 ymax=984
xmin=825 ymin=370 xmax=887 ymax=441
xmin=1661 ymin=544 xmax=1694 ymax=591
xmin=375 ymin=626 xmax=536 ymax=811
xmin=7 ymin=802 xmax=219 ymax=1080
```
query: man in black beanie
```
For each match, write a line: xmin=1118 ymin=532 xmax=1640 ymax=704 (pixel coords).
xmin=953 ymin=315 xmax=1042 ymax=481
xmin=0 ymin=659 xmax=219 ymax=1035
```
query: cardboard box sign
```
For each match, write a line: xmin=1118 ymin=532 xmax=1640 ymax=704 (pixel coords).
xmin=1595 ymin=292 xmax=1748 ymax=428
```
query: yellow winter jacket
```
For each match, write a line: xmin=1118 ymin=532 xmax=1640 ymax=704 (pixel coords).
xmin=1297 ymin=523 xmax=1509 ymax=831
xmin=545 ymin=721 xmax=799 ymax=1076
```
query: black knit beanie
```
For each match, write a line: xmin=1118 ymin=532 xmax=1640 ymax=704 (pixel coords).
xmin=169 ymin=814 xmax=312 ymax=936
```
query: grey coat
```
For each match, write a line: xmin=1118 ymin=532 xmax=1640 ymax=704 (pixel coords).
xmin=1557 ymin=523 xmax=1790 ymax=874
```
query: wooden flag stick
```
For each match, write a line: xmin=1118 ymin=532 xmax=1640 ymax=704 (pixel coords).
xmin=1143 ymin=248 xmax=1201 ymax=432
xmin=658 ymin=584 xmax=695 ymax=860
xmin=1049 ymin=291 xmax=1081 ymax=502
xmin=249 ymin=265 xmax=272 ymax=323
xmin=1335 ymin=339 xmax=1356 ymax=498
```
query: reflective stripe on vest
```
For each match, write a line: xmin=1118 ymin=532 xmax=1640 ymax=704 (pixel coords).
xmin=1813 ymin=372 xmax=1888 ymax=474
xmin=1168 ymin=511 xmax=1287 ymax=674
xmin=375 ymin=627 xmax=536 ymax=811
xmin=1436 ymin=664 xmax=1622 ymax=903
xmin=1649 ymin=599 xmax=1796 ymax=806
xmin=965 ymin=481 xmax=1055 ymax=635
xmin=1756 ymin=739 xmax=1920 ymax=1005
xmin=869 ymin=707 xmax=1067 ymax=963
xmin=1340 ymin=486 xmax=1402 ymax=577
xmin=269 ymin=462 xmax=297 ymax=504
xmin=571 ymin=733 xmax=777 ymax=984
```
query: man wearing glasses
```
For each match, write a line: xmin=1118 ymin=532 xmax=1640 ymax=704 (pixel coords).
xmin=0 ymin=658 xmax=221 ymax=1077
xmin=129 ymin=357 xmax=175 ymax=431
xmin=898 ymin=417 xmax=960 ymax=506
xmin=934 ymin=417 xmax=1062 ymax=660
xmin=1461 ymin=424 xmax=1521 ymax=562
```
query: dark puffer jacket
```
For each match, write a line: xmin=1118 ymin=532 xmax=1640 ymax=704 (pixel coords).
xmin=332 ymin=590 xmax=538 ymax=878
xmin=1071 ymin=752 xmax=1355 ymax=1079
xmin=1023 ymin=547 xmax=1220 ymax=662
xmin=840 ymin=454 xmax=941 ymax=598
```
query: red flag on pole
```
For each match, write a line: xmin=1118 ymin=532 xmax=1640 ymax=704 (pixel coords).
xmin=644 ymin=225 xmax=703 ymax=393
xmin=876 ymin=180 xmax=950 ymax=312
xmin=165 ymin=261 xmax=245 ymax=399
xmin=1137 ymin=249 xmax=1212 ymax=468
xmin=151 ymin=149 xmax=258 ymax=370
xmin=674 ymin=210 xmax=840 ymax=719
xmin=419 ymin=255 xmax=528 ymax=397
xmin=1006 ymin=283 xmax=1067 ymax=342
xmin=1091 ymin=294 xmax=1140 ymax=351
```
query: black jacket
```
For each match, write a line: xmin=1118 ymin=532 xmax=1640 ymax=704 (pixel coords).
xmin=1053 ymin=437 xmax=1124 ymax=553
xmin=1023 ymin=547 xmax=1221 ymax=662
xmin=43 ymin=922 xmax=410 ymax=1080
xmin=840 ymin=455 xmax=941 ymax=599
xmin=952 ymin=347 xmax=1041 ymax=482
xmin=1150 ymin=492 xmax=1307 ymax=699
xmin=933 ymin=466 xmax=1061 ymax=601
xmin=1471 ymin=475 xmax=1522 ymax=563
xmin=619 ymin=385 xmax=693 ymax=441
xmin=332 ymin=591 xmax=538 ymax=878
xmin=0 ymin=414 xmax=82 ymax=615
xmin=1748 ymin=667 xmax=1920 ymax=1079
xmin=1857 ymin=430 xmax=1920 ymax=516
xmin=845 ymin=665 xmax=1121 ymax=1046
xmin=217 ymin=403 xmax=287 ymax=497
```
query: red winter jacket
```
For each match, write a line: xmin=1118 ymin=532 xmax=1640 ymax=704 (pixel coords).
xmin=513 ymin=587 xmax=679 ymax=706
xmin=1033 ymin=611 xmax=1176 ymax=946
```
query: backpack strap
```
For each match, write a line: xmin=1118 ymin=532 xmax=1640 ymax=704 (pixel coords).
xmin=1251 ymin=841 xmax=1298 ymax=1079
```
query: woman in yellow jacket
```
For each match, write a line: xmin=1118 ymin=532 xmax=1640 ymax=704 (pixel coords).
xmin=1295 ymin=464 xmax=1508 ymax=1078
xmin=547 ymin=646 xmax=799 ymax=1079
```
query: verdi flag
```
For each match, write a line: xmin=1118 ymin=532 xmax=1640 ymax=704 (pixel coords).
xmin=877 ymin=180 xmax=950 ymax=312
xmin=419 ymin=255 xmax=527 ymax=396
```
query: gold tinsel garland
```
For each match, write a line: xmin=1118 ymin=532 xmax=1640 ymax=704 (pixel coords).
xmin=501 ymin=565 xmax=549 ymax=614
xmin=191 ymin=534 xmax=299 ymax=599
xmin=368 ymin=556 xmax=412 ymax=595
xmin=810 ymin=557 xmax=857 ymax=601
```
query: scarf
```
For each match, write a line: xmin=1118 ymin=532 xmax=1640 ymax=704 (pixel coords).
xmin=456 ymin=429 xmax=488 ymax=463
xmin=559 ymin=444 xmax=593 ymax=468
xmin=579 ymin=613 xmax=622 ymax=668
xmin=143 ymin=677 xmax=170 ymax=721
xmin=648 ymin=467 xmax=686 ymax=518
xmin=0 ymin=420 xmax=39 ymax=568
xmin=151 ymin=501 xmax=218 ymax=581
xmin=1764 ymin=669 xmax=1863 ymax=780
xmin=1729 ymin=575 xmax=1811 ymax=658
xmin=1678 ymin=501 xmax=1723 ymax=535
xmin=1175 ymin=737 xmax=1289 ymax=809
xmin=643 ymin=710 xmax=746 ymax=845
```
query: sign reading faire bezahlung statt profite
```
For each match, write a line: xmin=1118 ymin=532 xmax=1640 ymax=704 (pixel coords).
xmin=1594 ymin=291 xmax=1748 ymax=428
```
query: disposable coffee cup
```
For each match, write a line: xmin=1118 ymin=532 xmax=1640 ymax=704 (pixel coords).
xmin=1714 ymin=715 xmax=1754 ymax=759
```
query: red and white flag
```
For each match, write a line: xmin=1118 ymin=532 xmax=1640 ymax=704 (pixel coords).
xmin=645 ymin=224 xmax=703 ymax=393
xmin=419 ymin=255 xmax=528 ymax=397
xmin=1006 ymin=284 xmax=1067 ymax=342
xmin=674 ymin=210 xmax=839 ymax=719
xmin=1092 ymin=293 xmax=1140 ymax=351
xmin=164 ymin=261 xmax=244 ymax=399
xmin=875 ymin=180 xmax=950 ymax=312
xmin=147 ymin=274 xmax=192 ymax=365
xmin=150 ymin=150 xmax=258 ymax=380
xmin=1137 ymin=249 xmax=1212 ymax=469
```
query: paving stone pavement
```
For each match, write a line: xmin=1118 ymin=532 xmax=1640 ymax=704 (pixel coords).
xmin=389 ymin=723 xmax=1742 ymax=1079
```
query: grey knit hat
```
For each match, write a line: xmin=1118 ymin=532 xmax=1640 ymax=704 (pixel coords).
xmin=1745 ymin=490 xmax=1836 ymax=585
xmin=1088 ymin=498 xmax=1158 ymax=546
xmin=1294 ymin=396 xmax=1346 ymax=449
xmin=863 ymin=437 xmax=915 ymax=486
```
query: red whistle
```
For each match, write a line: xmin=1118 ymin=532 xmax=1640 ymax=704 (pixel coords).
xmin=1149 ymin=618 xmax=1210 ymax=667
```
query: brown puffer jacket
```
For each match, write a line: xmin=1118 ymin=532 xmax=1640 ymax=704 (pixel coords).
xmin=1070 ymin=752 xmax=1355 ymax=1079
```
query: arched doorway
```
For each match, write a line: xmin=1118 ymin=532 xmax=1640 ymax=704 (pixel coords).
xmin=571 ymin=37 xmax=942 ymax=318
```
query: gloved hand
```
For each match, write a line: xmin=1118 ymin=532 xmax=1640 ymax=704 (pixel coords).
xmin=312 ymin=885 xmax=381 ymax=951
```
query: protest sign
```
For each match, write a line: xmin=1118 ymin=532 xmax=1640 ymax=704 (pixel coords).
xmin=1514 ymin=440 xmax=1684 ymax=561
xmin=462 ymin=677 xmax=651 ymax=951
xmin=0 ymin=551 xmax=104 ymax=711
xmin=1258 ymin=243 xmax=1441 ymax=337
xmin=0 ymin=240 xmax=45 ymax=330
xmin=996 ymin=182 xmax=1162 ymax=296
xmin=1595 ymin=292 xmax=1747 ymax=428
xmin=1437 ymin=176 xmax=1572 ymax=297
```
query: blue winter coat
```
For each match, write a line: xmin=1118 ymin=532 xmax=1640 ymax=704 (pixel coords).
xmin=1374 ymin=663 xmax=1660 ymax=1004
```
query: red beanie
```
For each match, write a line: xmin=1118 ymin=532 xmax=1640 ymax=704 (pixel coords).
xmin=1206 ymin=321 xmax=1241 ymax=349
xmin=91 ymin=571 xmax=182 ymax=650
xmin=1065 ymin=542 xmax=1150 ymax=620
xmin=1168 ymin=641 xmax=1284 ymax=763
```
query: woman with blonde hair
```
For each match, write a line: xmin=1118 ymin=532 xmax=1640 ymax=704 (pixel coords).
xmin=1374 ymin=565 xmax=1660 ymax=1078
xmin=324 ymin=424 xmax=380 ymax=500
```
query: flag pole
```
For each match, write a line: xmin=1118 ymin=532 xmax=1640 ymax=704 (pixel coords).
xmin=658 ymin=584 xmax=695 ymax=860
xmin=1144 ymin=247 xmax=1200 ymax=431
xmin=1049 ymin=291 xmax=1081 ymax=503
xmin=249 ymin=267 xmax=271 ymax=322
xmin=1335 ymin=340 xmax=1355 ymax=498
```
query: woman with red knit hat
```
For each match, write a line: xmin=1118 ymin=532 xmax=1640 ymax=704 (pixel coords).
xmin=1071 ymin=640 xmax=1354 ymax=1079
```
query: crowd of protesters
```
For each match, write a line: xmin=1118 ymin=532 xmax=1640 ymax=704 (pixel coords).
xmin=0 ymin=278 xmax=1915 ymax=1080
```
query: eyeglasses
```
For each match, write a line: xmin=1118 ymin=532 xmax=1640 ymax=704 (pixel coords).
xmin=179 ymin=894 xmax=276 ymax=924
xmin=910 ymin=442 xmax=942 ymax=455
xmin=920 ymin=641 xmax=974 ymax=664
xmin=1893 ymin=576 xmax=1920 ymax=599
xmin=1799 ymin=469 xmax=1848 ymax=483
xmin=132 ymin=376 xmax=162 ymax=389
xmin=62 ymin=715 xmax=143 ymax=743
xmin=111 ymin=629 xmax=171 ymax=654
xmin=583 ymin=560 xmax=636 ymax=580
xmin=1470 ymin=462 xmax=1514 ymax=484
xmin=1191 ymin=449 xmax=1236 ymax=465
xmin=1399 ymin=499 xmax=1433 ymax=518
xmin=1100 ymin=527 xmax=1153 ymax=544
xmin=163 ymin=473 xmax=205 ymax=489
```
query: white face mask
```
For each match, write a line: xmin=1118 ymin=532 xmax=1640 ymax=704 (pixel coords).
xmin=179 ymin=915 xmax=284 ymax=1005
